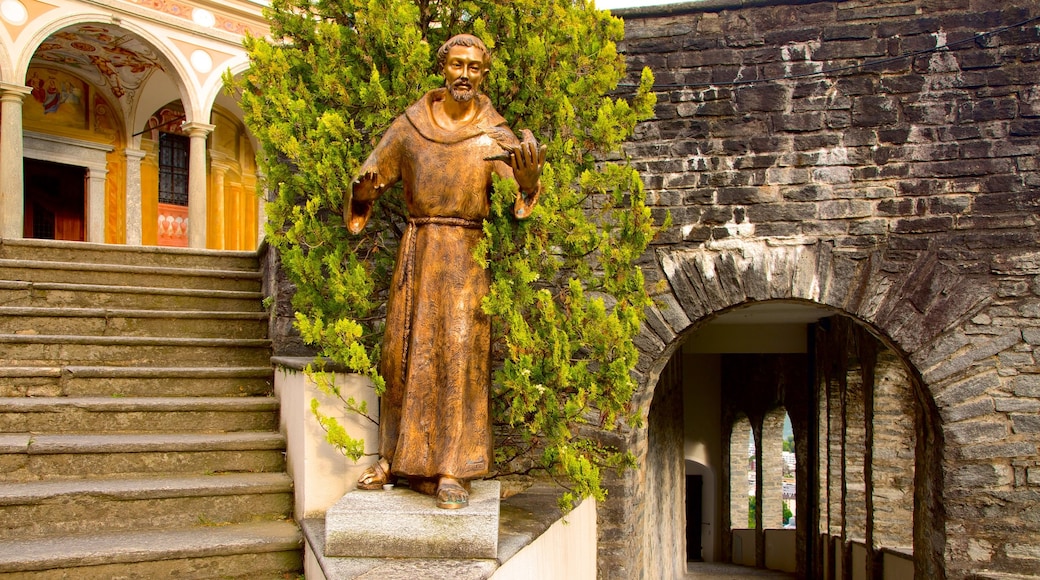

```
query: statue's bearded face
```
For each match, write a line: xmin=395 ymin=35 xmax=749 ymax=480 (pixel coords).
xmin=443 ymin=45 xmax=486 ymax=103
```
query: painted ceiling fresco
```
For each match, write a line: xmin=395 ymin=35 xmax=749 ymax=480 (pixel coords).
xmin=32 ymin=23 xmax=165 ymax=103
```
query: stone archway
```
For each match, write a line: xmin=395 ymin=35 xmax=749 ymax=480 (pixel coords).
xmin=602 ymin=239 xmax=1025 ymax=579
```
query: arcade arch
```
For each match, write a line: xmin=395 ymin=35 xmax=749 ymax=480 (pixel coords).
xmin=1 ymin=12 xmax=263 ymax=249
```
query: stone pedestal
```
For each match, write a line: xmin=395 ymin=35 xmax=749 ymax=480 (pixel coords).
xmin=325 ymin=481 xmax=500 ymax=559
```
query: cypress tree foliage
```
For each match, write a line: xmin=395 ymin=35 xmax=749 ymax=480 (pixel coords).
xmin=231 ymin=0 xmax=659 ymax=508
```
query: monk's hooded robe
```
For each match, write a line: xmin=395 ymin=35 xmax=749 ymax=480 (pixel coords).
xmin=348 ymin=88 xmax=539 ymax=482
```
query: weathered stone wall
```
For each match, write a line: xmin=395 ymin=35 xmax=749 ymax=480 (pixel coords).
xmin=813 ymin=317 xmax=929 ymax=578
xmin=872 ymin=351 xmax=916 ymax=551
xmin=612 ymin=0 xmax=1040 ymax=578
xmin=642 ymin=355 xmax=685 ymax=580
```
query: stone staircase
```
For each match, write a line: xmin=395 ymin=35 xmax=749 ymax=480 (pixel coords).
xmin=0 ymin=238 xmax=302 ymax=579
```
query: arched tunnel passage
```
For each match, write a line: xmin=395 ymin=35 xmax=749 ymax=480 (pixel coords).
xmin=643 ymin=300 xmax=942 ymax=579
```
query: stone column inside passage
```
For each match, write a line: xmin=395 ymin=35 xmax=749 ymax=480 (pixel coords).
xmin=182 ymin=121 xmax=214 ymax=249
xmin=86 ymin=168 xmax=108 ymax=243
xmin=124 ymin=147 xmax=146 ymax=245
xmin=0 ymin=83 xmax=32 ymax=239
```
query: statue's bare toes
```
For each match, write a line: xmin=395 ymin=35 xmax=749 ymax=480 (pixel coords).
xmin=357 ymin=458 xmax=392 ymax=490
xmin=436 ymin=478 xmax=469 ymax=509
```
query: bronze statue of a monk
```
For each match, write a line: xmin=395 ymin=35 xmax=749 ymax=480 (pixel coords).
xmin=345 ymin=34 xmax=545 ymax=509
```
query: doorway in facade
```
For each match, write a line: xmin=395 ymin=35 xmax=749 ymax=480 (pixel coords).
xmin=23 ymin=158 xmax=86 ymax=241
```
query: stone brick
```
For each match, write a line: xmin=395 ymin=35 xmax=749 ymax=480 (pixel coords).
xmin=818 ymin=199 xmax=873 ymax=220
xmin=905 ymin=101 xmax=954 ymax=124
xmin=836 ymin=76 xmax=877 ymax=96
xmin=746 ymin=203 xmax=817 ymax=223
xmin=849 ymin=219 xmax=888 ymax=235
xmin=911 ymin=158 xmax=1015 ymax=178
xmin=893 ymin=217 xmax=954 ymax=233
xmin=792 ymin=134 xmax=841 ymax=150
xmin=957 ymin=51 xmax=1001 ymax=70
xmin=958 ymin=441 xmax=1037 ymax=460
xmin=1005 ymin=543 xmax=1040 ymax=561
xmin=946 ymin=420 xmax=1008 ymax=444
xmin=1010 ymin=119 xmax=1040 ymax=137
xmin=1013 ymin=374 xmax=1040 ymax=397
xmin=754 ymin=222 xmax=802 ymax=237
xmin=812 ymin=166 xmax=853 ymax=184
xmin=852 ymin=95 xmax=900 ymax=127
xmin=735 ymin=84 xmax=788 ymax=113
xmin=981 ymin=174 xmax=1025 ymax=193
xmin=934 ymin=370 xmax=1002 ymax=407
xmin=715 ymin=187 xmax=773 ymax=205
xmin=927 ymin=196 xmax=971 ymax=215
xmin=814 ymin=38 xmax=887 ymax=60
xmin=964 ymin=98 xmax=1019 ymax=122
xmin=1010 ymin=414 xmax=1040 ymax=434
xmin=941 ymin=398 xmax=995 ymax=423
xmin=949 ymin=463 xmax=1013 ymax=488
xmin=764 ymin=167 xmax=810 ymax=185
xmin=880 ymin=75 xmax=927 ymax=94
xmin=781 ymin=184 xmax=829 ymax=201
xmin=995 ymin=398 xmax=1040 ymax=412
xmin=763 ymin=27 xmax=820 ymax=45
xmin=775 ymin=112 xmax=824 ymax=132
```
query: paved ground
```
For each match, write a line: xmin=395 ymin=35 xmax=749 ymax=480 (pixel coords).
xmin=685 ymin=562 xmax=796 ymax=579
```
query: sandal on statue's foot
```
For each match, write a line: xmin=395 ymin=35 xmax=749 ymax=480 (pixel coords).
xmin=357 ymin=458 xmax=392 ymax=490
xmin=435 ymin=477 xmax=469 ymax=509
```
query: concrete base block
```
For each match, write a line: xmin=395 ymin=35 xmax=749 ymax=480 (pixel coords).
xmin=324 ymin=480 xmax=500 ymax=559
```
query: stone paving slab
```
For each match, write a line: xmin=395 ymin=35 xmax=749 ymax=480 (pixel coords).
xmin=0 ymin=520 xmax=301 ymax=573
xmin=16 ymin=431 xmax=285 ymax=454
xmin=0 ymin=396 xmax=278 ymax=412
xmin=0 ymin=472 xmax=292 ymax=505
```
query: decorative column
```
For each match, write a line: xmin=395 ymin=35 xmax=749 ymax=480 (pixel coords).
xmin=254 ymin=171 xmax=266 ymax=247
xmin=86 ymin=168 xmax=108 ymax=243
xmin=0 ymin=83 xmax=32 ymax=239
xmin=124 ymin=148 xmax=146 ymax=245
xmin=182 ymin=121 xmax=214 ymax=249
xmin=210 ymin=158 xmax=230 ymax=250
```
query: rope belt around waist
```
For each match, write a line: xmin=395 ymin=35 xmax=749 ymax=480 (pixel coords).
xmin=409 ymin=216 xmax=483 ymax=229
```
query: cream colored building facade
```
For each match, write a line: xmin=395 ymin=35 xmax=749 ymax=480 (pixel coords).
xmin=0 ymin=0 xmax=267 ymax=250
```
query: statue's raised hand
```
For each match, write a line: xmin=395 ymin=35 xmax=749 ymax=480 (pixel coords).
xmin=345 ymin=169 xmax=381 ymax=234
xmin=506 ymin=129 xmax=546 ymax=195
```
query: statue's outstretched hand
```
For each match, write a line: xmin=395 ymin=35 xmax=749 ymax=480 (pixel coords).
xmin=346 ymin=169 xmax=380 ymax=234
xmin=507 ymin=129 xmax=546 ymax=195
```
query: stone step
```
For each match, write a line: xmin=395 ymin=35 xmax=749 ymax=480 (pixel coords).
xmin=0 ymin=259 xmax=262 ymax=293
xmin=0 ymin=520 xmax=302 ymax=578
xmin=0 ymin=366 xmax=274 ymax=398
xmin=0 ymin=334 xmax=272 ymax=367
xmin=0 ymin=396 xmax=279 ymax=433
xmin=0 ymin=306 xmax=268 ymax=339
xmin=0 ymin=238 xmax=260 ymax=272
xmin=0 ymin=280 xmax=264 ymax=311
xmin=0 ymin=472 xmax=293 ymax=540
xmin=0 ymin=432 xmax=286 ymax=482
